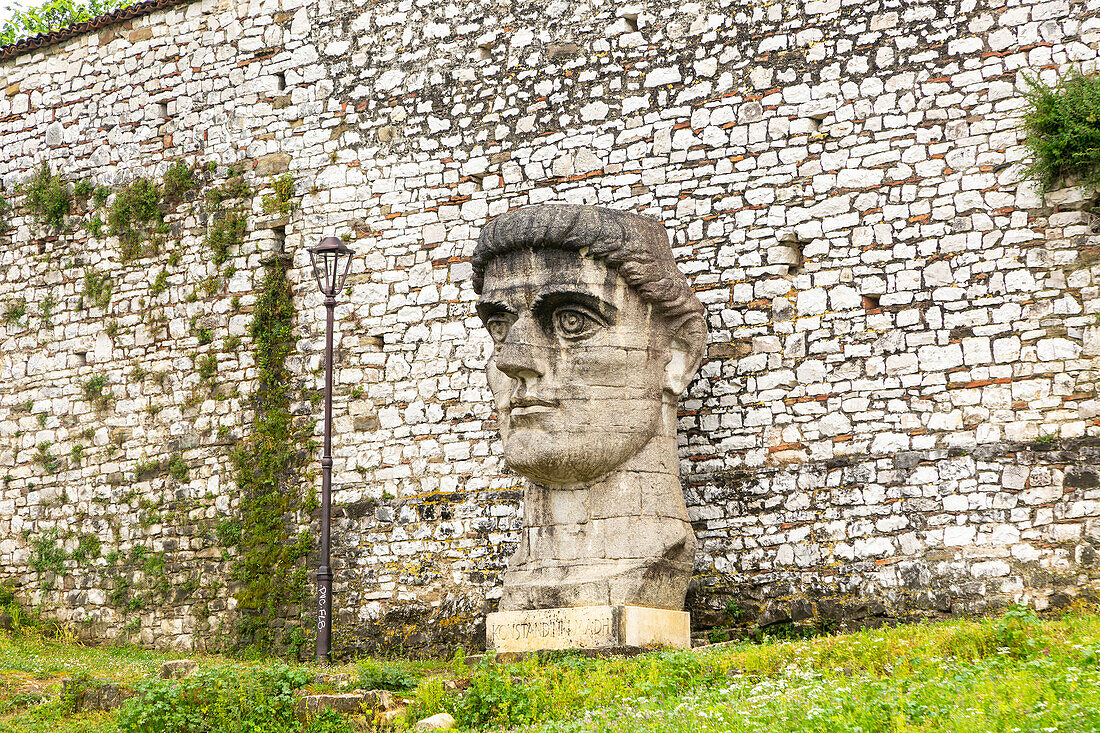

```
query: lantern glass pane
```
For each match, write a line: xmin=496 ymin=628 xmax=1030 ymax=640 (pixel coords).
xmin=337 ymin=250 xmax=353 ymax=292
xmin=309 ymin=250 xmax=326 ymax=294
xmin=326 ymin=252 xmax=338 ymax=293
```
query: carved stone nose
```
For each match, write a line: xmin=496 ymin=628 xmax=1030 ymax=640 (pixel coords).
xmin=494 ymin=315 xmax=547 ymax=381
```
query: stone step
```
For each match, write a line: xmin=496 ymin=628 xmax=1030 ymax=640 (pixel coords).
xmin=62 ymin=678 xmax=135 ymax=712
xmin=295 ymin=688 xmax=400 ymax=723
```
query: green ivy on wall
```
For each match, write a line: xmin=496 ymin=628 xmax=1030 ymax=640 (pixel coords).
xmin=231 ymin=256 xmax=315 ymax=652
xmin=4 ymin=155 xmax=312 ymax=653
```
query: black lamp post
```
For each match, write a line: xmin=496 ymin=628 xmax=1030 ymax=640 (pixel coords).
xmin=307 ymin=235 xmax=354 ymax=663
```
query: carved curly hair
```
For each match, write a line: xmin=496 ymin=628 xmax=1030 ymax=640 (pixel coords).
xmin=471 ymin=205 xmax=705 ymax=327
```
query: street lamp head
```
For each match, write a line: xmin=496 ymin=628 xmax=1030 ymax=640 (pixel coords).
xmin=308 ymin=236 xmax=355 ymax=297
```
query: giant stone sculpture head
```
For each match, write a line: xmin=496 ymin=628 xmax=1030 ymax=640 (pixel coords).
xmin=473 ymin=205 xmax=706 ymax=611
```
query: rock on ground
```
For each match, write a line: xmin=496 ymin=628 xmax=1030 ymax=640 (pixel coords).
xmin=413 ymin=712 xmax=456 ymax=730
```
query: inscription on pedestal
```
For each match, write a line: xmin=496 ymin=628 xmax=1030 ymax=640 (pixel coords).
xmin=486 ymin=605 xmax=690 ymax=653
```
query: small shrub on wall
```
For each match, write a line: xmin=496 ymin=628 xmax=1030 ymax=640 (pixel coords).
xmin=18 ymin=164 xmax=70 ymax=230
xmin=1023 ymin=69 xmax=1100 ymax=191
xmin=108 ymin=177 xmax=166 ymax=261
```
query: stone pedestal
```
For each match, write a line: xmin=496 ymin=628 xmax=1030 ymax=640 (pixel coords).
xmin=485 ymin=605 xmax=690 ymax=653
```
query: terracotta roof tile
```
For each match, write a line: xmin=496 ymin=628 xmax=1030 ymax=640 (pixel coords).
xmin=0 ymin=0 xmax=193 ymax=61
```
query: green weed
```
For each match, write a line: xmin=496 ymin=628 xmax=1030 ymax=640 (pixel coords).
xmin=262 ymin=174 xmax=297 ymax=215
xmin=108 ymin=178 xmax=163 ymax=262
xmin=19 ymin=163 xmax=70 ymax=231
xmin=82 ymin=269 xmax=112 ymax=310
xmin=3 ymin=298 xmax=26 ymax=326
xmin=28 ymin=530 xmax=68 ymax=576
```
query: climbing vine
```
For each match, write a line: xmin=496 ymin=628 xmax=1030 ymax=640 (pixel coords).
xmin=230 ymin=257 xmax=314 ymax=651
xmin=206 ymin=171 xmax=250 ymax=267
xmin=5 ymin=156 xmax=309 ymax=651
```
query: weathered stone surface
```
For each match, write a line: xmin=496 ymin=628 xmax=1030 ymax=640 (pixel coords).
xmin=486 ymin=605 xmax=690 ymax=652
xmin=159 ymin=659 xmax=198 ymax=679
xmin=62 ymin=679 xmax=134 ymax=712
xmin=473 ymin=206 xmax=706 ymax=612
xmin=255 ymin=153 xmax=291 ymax=175
xmin=379 ymin=707 xmax=406 ymax=728
xmin=313 ymin=672 xmax=352 ymax=687
xmin=295 ymin=693 xmax=365 ymax=721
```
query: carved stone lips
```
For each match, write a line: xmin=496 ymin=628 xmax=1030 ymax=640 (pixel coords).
xmin=509 ymin=397 xmax=560 ymax=416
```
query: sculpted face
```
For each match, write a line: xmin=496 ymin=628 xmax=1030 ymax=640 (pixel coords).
xmin=478 ymin=248 xmax=673 ymax=485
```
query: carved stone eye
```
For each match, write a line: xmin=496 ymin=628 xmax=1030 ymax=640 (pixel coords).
xmin=486 ymin=316 xmax=512 ymax=343
xmin=554 ymin=308 xmax=598 ymax=338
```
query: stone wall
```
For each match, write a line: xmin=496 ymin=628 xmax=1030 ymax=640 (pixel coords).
xmin=1 ymin=0 xmax=1099 ymax=654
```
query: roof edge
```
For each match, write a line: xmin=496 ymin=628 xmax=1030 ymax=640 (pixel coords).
xmin=0 ymin=0 xmax=195 ymax=61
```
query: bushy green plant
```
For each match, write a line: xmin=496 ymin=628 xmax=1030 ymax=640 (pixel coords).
xmin=19 ymin=163 xmax=70 ymax=230
xmin=453 ymin=655 xmax=551 ymax=727
xmin=71 ymin=533 xmax=101 ymax=563
xmin=60 ymin=672 xmax=104 ymax=713
xmin=0 ymin=581 xmax=45 ymax=634
xmin=357 ymin=659 xmax=419 ymax=691
xmin=1 ymin=581 xmax=23 ymax=603
xmin=165 ymin=455 xmax=190 ymax=482
xmin=133 ymin=458 xmax=164 ymax=481
xmin=83 ymin=374 xmax=111 ymax=408
xmin=990 ymin=604 xmax=1046 ymax=658
xmin=205 ymin=175 xmax=251 ymax=207
xmin=231 ymin=259 xmax=314 ymax=651
xmin=198 ymin=353 xmax=218 ymax=383
xmin=0 ymin=190 xmax=11 ymax=234
xmin=35 ymin=442 xmax=63 ymax=474
xmin=0 ymin=0 xmax=135 ymax=45
xmin=1023 ymin=69 xmax=1100 ymax=191
xmin=39 ymin=294 xmax=57 ymax=324
xmin=215 ymin=519 xmax=242 ymax=547
xmin=150 ymin=269 xmax=169 ymax=296
xmin=403 ymin=676 xmax=449 ymax=723
xmin=116 ymin=664 xmax=312 ymax=733
xmin=207 ymin=209 xmax=247 ymax=266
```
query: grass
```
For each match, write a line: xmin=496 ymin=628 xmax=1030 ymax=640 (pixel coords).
xmin=1 ymin=607 xmax=1098 ymax=732
xmin=0 ymin=633 xmax=177 ymax=733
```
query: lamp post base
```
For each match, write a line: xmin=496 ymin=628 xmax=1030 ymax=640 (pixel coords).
xmin=315 ymin=566 xmax=333 ymax=663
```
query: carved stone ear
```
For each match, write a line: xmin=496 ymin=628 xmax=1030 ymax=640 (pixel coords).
xmin=664 ymin=315 xmax=706 ymax=396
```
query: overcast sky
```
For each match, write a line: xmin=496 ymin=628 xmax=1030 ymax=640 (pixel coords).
xmin=0 ymin=1 xmax=28 ymax=28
